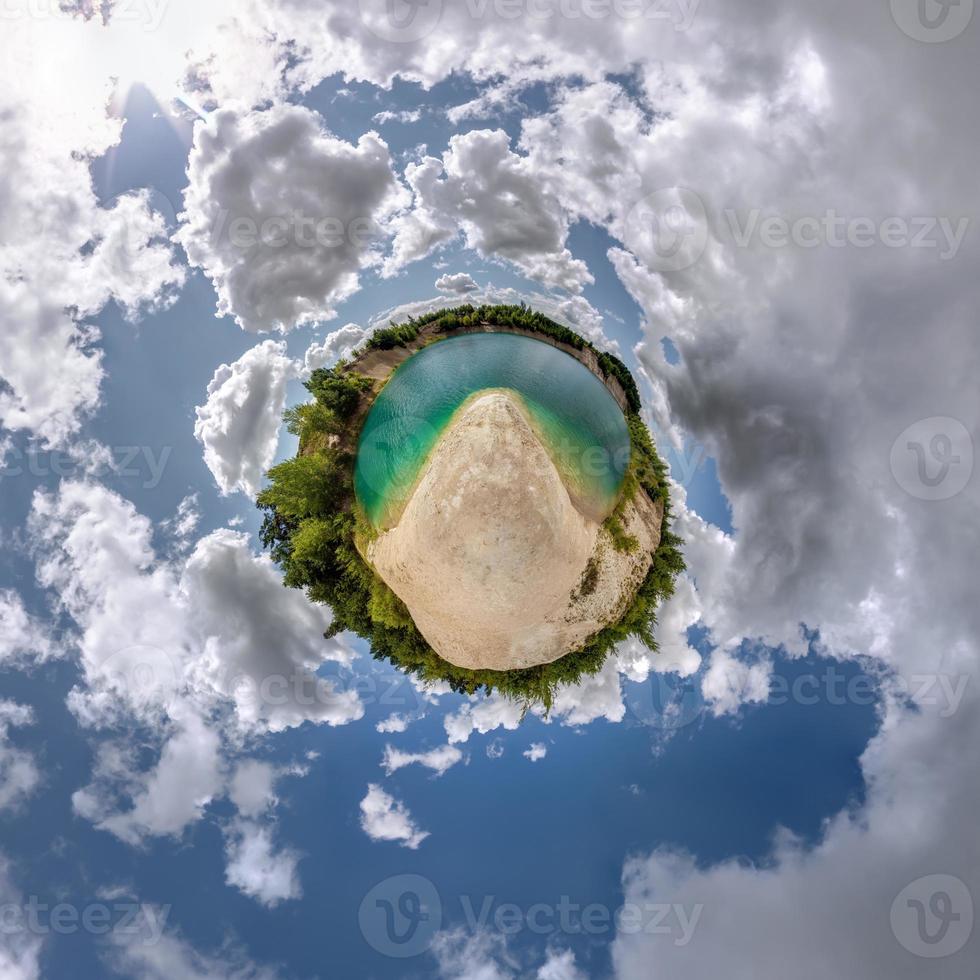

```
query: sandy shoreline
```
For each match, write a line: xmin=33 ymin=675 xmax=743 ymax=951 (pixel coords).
xmin=369 ymin=387 xmax=615 ymax=531
xmin=366 ymin=391 xmax=662 ymax=671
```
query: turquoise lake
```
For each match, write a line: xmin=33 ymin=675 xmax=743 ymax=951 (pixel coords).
xmin=354 ymin=333 xmax=631 ymax=528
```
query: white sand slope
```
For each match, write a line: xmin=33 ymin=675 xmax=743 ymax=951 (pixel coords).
xmin=366 ymin=391 xmax=663 ymax=670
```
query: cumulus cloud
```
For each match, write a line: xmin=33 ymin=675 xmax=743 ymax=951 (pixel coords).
xmin=523 ymin=743 xmax=547 ymax=762
xmin=445 ymin=658 xmax=625 ymax=745
xmin=0 ymin=590 xmax=57 ymax=666
xmin=107 ymin=923 xmax=283 ymax=980
xmin=359 ymin=784 xmax=428 ymax=849
xmin=301 ymin=323 xmax=369 ymax=374
xmin=228 ymin=760 xmax=279 ymax=818
xmin=75 ymin=708 xmax=223 ymax=846
xmin=159 ymin=495 xmax=201 ymax=551
xmin=29 ymin=481 xmax=358 ymax=734
xmin=435 ymin=272 xmax=480 ymax=294
xmin=0 ymin=702 xmax=40 ymax=814
xmin=372 ymin=109 xmax=422 ymax=125
xmin=446 ymin=698 xmax=524 ymax=746
xmin=431 ymin=929 xmax=585 ymax=980
xmin=494 ymin=12 xmax=980 ymax=977
xmin=612 ymin=664 xmax=980 ymax=979
xmin=194 ymin=341 xmax=298 ymax=497
xmin=224 ymin=820 xmax=302 ymax=907
xmin=177 ymin=104 xmax=404 ymax=332
xmin=0 ymin=181 xmax=183 ymax=449
xmin=181 ymin=529 xmax=363 ymax=733
xmin=222 ymin=760 xmax=305 ymax=906
xmin=376 ymin=713 xmax=412 ymax=734
xmin=0 ymin=16 xmax=186 ymax=445
xmin=0 ymin=856 xmax=43 ymax=980
xmin=386 ymin=130 xmax=593 ymax=293
xmin=28 ymin=481 xmax=362 ymax=845
xmin=536 ymin=949 xmax=586 ymax=980
xmin=381 ymin=743 xmax=463 ymax=777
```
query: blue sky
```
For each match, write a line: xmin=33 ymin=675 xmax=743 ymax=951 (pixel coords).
xmin=0 ymin=78 xmax=880 ymax=979
xmin=1 ymin=5 xmax=977 ymax=979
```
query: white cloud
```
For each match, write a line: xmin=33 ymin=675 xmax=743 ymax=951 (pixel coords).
xmin=536 ymin=949 xmax=586 ymax=980
xmin=700 ymin=649 xmax=771 ymax=717
xmin=522 ymin=743 xmax=547 ymax=763
xmin=612 ymin=665 xmax=980 ymax=980
xmin=228 ymin=760 xmax=278 ymax=818
xmin=76 ymin=708 xmax=223 ymax=846
xmin=0 ymin=702 xmax=40 ymax=814
xmin=108 ymin=923 xmax=283 ymax=980
xmin=194 ymin=340 xmax=298 ymax=497
xmin=486 ymin=19 xmax=980 ymax=980
xmin=376 ymin=713 xmax=411 ymax=734
xmin=223 ymin=760 xmax=306 ymax=906
xmin=177 ymin=104 xmax=404 ymax=332
xmin=301 ymin=323 xmax=369 ymax=374
xmin=181 ymin=529 xmax=364 ymax=734
xmin=381 ymin=743 xmax=463 ymax=777
xmin=435 ymin=272 xmax=480 ymax=294
xmin=445 ymin=658 xmax=625 ymax=745
xmin=160 ymin=494 xmax=201 ymax=550
xmin=372 ymin=109 xmax=422 ymax=125
xmin=0 ymin=21 xmax=185 ymax=444
xmin=430 ymin=930 xmax=585 ymax=980
xmin=0 ymin=590 xmax=57 ymax=666
xmin=0 ymin=856 xmax=43 ymax=980
xmin=431 ymin=929 xmax=516 ymax=980
xmin=446 ymin=698 xmax=524 ymax=746
xmin=223 ymin=819 xmax=302 ymax=908
xmin=29 ymin=481 xmax=362 ymax=844
xmin=386 ymin=130 xmax=592 ymax=293
xmin=359 ymin=783 xmax=429 ymax=849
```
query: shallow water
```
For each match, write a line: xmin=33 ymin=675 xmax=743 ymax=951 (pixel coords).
xmin=354 ymin=333 xmax=631 ymax=529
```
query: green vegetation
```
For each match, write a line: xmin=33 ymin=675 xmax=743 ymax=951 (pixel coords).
xmin=258 ymin=306 xmax=684 ymax=713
